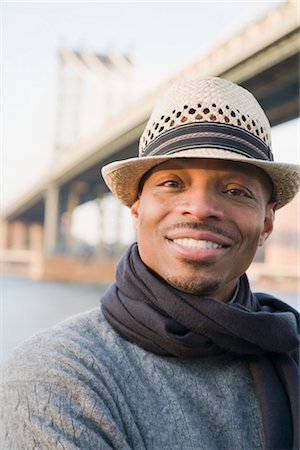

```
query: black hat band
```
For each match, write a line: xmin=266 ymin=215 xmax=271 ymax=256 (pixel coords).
xmin=142 ymin=122 xmax=273 ymax=161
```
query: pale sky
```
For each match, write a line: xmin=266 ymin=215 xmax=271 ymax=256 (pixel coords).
xmin=1 ymin=0 xmax=298 ymax=243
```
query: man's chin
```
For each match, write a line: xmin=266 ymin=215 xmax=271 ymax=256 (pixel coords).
xmin=165 ymin=276 xmax=222 ymax=298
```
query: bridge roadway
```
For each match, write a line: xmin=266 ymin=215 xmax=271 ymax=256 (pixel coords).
xmin=1 ymin=1 xmax=299 ymax=270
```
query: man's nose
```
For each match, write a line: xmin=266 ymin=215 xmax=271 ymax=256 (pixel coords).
xmin=177 ymin=187 xmax=225 ymax=220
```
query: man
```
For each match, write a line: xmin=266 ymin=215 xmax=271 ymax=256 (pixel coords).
xmin=1 ymin=77 xmax=299 ymax=449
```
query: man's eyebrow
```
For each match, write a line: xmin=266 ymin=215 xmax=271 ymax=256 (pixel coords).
xmin=214 ymin=162 xmax=269 ymax=182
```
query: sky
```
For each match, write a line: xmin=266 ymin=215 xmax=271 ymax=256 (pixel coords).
xmin=1 ymin=1 xmax=299 ymax=244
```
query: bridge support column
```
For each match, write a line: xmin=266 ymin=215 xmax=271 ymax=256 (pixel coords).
xmin=94 ymin=187 xmax=107 ymax=256
xmin=7 ymin=221 xmax=28 ymax=249
xmin=64 ymin=189 xmax=80 ymax=252
xmin=28 ymin=223 xmax=43 ymax=251
xmin=44 ymin=184 xmax=59 ymax=254
xmin=64 ymin=182 xmax=89 ymax=253
xmin=0 ymin=220 xmax=9 ymax=250
xmin=96 ymin=196 xmax=104 ymax=254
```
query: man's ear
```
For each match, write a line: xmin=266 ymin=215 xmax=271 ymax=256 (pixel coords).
xmin=131 ymin=199 xmax=140 ymax=228
xmin=258 ymin=203 xmax=276 ymax=246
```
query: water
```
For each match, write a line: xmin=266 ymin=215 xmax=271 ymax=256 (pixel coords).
xmin=1 ymin=276 xmax=107 ymax=364
xmin=1 ymin=275 xmax=299 ymax=364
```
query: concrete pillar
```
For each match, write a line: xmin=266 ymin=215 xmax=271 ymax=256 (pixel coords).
xmin=0 ymin=220 xmax=9 ymax=250
xmin=44 ymin=184 xmax=59 ymax=254
xmin=96 ymin=195 xmax=105 ymax=254
xmin=65 ymin=189 xmax=80 ymax=252
xmin=9 ymin=221 xmax=28 ymax=249
xmin=28 ymin=223 xmax=43 ymax=252
xmin=64 ymin=182 xmax=89 ymax=253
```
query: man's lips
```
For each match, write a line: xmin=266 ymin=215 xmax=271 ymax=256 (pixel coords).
xmin=166 ymin=236 xmax=232 ymax=262
xmin=164 ymin=222 xmax=237 ymax=257
xmin=166 ymin=228 xmax=235 ymax=248
xmin=164 ymin=221 xmax=237 ymax=245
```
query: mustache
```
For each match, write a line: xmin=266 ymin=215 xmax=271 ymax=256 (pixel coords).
xmin=165 ymin=221 xmax=237 ymax=242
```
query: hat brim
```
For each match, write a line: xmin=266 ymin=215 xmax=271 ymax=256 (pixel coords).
xmin=101 ymin=148 xmax=300 ymax=209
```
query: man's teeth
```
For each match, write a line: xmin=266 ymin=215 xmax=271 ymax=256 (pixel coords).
xmin=173 ymin=238 xmax=222 ymax=249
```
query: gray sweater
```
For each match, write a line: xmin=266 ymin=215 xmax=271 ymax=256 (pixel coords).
xmin=1 ymin=307 xmax=265 ymax=450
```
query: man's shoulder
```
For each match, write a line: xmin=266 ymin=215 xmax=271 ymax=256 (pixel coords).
xmin=0 ymin=308 xmax=142 ymax=450
xmin=2 ymin=307 xmax=130 ymax=386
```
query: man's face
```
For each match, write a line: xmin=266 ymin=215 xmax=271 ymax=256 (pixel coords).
xmin=131 ymin=158 xmax=275 ymax=302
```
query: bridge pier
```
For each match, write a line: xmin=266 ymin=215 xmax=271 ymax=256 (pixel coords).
xmin=63 ymin=181 xmax=89 ymax=253
xmin=8 ymin=221 xmax=28 ymax=249
xmin=43 ymin=184 xmax=59 ymax=254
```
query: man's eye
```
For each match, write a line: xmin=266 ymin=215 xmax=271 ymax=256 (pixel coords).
xmin=225 ymin=188 xmax=251 ymax=198
xmin=162 ymin=180 xmax=180 ymax=188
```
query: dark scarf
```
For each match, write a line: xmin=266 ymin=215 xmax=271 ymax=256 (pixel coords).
xmin=101 ymin=243 xmax=299 ymax=449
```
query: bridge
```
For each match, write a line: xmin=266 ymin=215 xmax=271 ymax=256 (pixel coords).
xmin=1 ymin=1 xmax=299 ymax=288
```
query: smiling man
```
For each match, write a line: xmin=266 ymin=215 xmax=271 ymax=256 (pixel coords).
xmin=130 ymin=159 xmax=275 ymax=302
xmin=1 ymin=77 xmax=299 ymax=450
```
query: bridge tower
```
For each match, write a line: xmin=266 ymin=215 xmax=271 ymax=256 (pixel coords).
xmin=45 ymin=48 xmax=134 ymax=256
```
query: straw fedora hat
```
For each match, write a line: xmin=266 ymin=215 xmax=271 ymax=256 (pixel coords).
xmin=102 ymin=77 xmax=300 ymax=209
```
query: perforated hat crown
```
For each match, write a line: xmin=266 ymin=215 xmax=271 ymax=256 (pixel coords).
xmin=102 ymin=77 xmax=300 ymax=209
xmin=140 ymin=77 xmax=271 ymax=155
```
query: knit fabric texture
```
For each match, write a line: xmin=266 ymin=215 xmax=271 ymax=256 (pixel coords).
xmin=1 ymin=308 xmax=265 ymax=450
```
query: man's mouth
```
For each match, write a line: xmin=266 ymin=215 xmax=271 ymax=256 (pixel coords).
xmin=172 ymin=238 xmax=223 ymax=249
